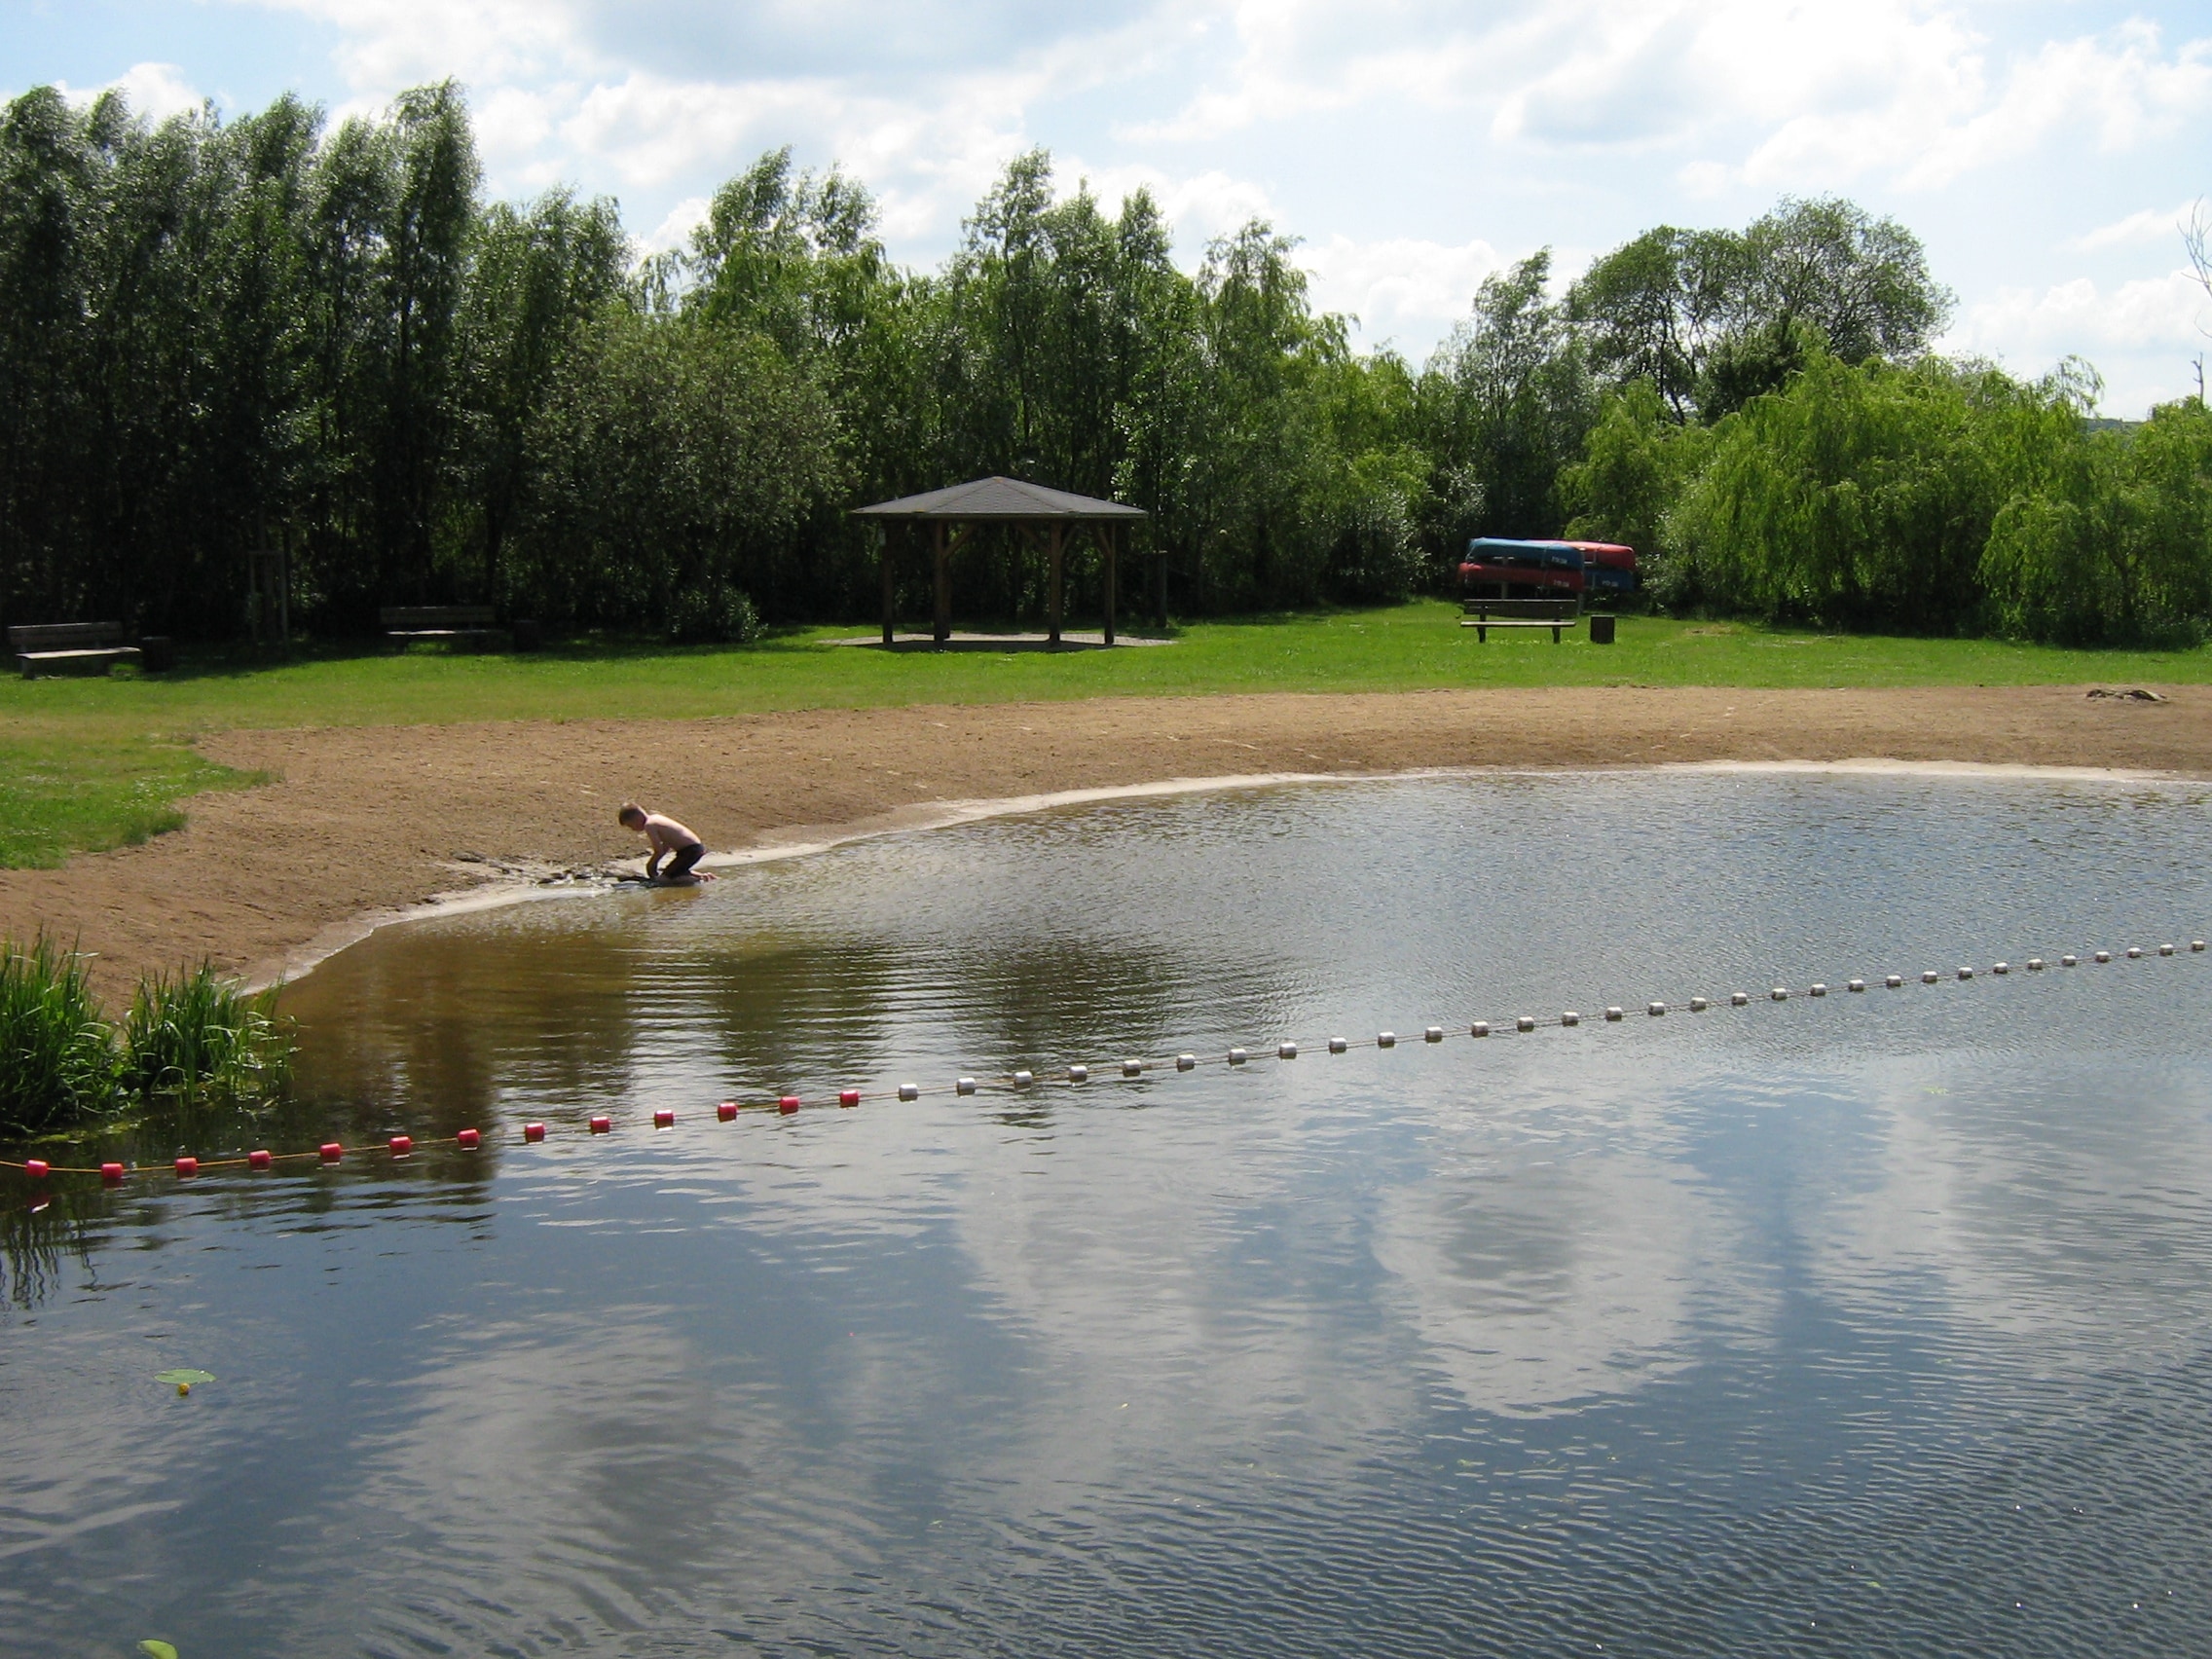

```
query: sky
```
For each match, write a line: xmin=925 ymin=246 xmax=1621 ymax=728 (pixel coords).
xmin=7 ymin=0 xmax=2210 ymax=417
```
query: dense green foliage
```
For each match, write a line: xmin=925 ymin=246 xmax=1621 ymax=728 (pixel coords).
xmin=1566 ymin=357 xmax=2212 ymax=643
xmin=1 ymin=80 xmax=2204 ymax=646
xmin=0 ymin=938 xmax=289 ymax=1135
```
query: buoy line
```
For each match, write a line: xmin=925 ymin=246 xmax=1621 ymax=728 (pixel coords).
xmin=5 ymin=939 xmax=2204 ymax=1188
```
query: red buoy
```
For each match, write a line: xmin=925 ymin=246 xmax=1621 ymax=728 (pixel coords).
xmin=778 ymin=1095 xmax=800 ymax=1116
xmin=174 ymin=1157 xmax=199 ymax=1177
xmin=457 ymin=1128 xmax=481 ymax=1149
xmin=652 ymin=1109 xmax=675 ymax=1128
xmin=589 ymin=1116 xmax=611 ymax=1134
xmin=716 ymin=1101 xmax=739 ymax=1122
xmin=388 ymin=1135 xmax=413 ymax=1157
xmin=319 ymin=1143 xmax=343 ymax=1162
xmin=839 ymin=1089 xmax=861 ymax=1108
xmin=523 ymin=1122 xmax=546 ymax=1142
xmin=24 ymin=1159 xmax=49 ymax=1180
xmin=101 ymin=1161 xmax=126 ymax=1182
xmin=247 ymin=1149 xmax=272 ymax=1169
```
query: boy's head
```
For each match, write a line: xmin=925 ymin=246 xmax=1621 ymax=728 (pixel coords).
xmin=618 ymin=802 xmax=646 ymax=830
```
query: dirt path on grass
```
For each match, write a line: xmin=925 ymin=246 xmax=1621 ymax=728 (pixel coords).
xmin=3 ymin=683 xmax=2207 ymax=997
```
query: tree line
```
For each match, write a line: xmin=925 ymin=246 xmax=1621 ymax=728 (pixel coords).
xmin=2 ymin=80 xmax=2204 ymax=645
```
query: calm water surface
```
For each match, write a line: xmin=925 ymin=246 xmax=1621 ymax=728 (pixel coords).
xmin=6 ymin=770 xmax=2212 ymax=1657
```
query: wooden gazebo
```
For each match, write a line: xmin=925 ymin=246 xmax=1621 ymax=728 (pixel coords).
xmin=852 ymin=476 xmax=1147 ymax=646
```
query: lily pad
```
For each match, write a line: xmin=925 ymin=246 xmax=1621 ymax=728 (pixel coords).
xmin=154 ymin=1370 xmax=215 ymax=1387
xmin=140 ymin=1641 xmax=179 ymax=1659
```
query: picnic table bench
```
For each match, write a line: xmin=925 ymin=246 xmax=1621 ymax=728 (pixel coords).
xmin=10 ymin=621 xmax=142 ymax=678
xmin=381 ymin=605 xmax=504 ymax=649
xmin=1459 ymin=597 xmax=1581 ymax=644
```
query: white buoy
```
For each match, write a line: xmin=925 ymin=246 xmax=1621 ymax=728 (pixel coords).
xmin=2062 ymin=955 xmax=2078 ymax=967
xmin=1562 ymin=1011 xmax=1581 ymax=1026
xmin=2159 ymin=944 xmax=2174 ymax=956
xmin=1228 ymin=1048 xmax=1248 ymax=1066
xmin=1068 ymin=1065 xmax=1088 ymax=1083
xmin=1922 ymin=972 xmax=1939 ymax=983
xmin=1690 ymin=997 xmax=1709 ymax=1012
xmin=1424 ymin=1025 xmax=1444 ymax=1043
xmin=1648 ymin=1001 xmax=1667 ymax=1015
xmin=1993 ymin=963 xmax=2009 ymax=975
xmin=1957 ymin=967 xmax=1973 ymax=980
xmin=1516 ymin=1015 xmax=1536 ymax=1032
xmin=1378 ymin=1031 xmax=1396 ymax=1048
xmin=897 ymin=1082 xmax=920 ymax=1100
xmin=1278 ymin=1041 xmax=1298 ymax=1059
xmin=1731 ymin=992 xmax=1750 ymax=1006
xmin=2194 ymin=941 xmax=2206 ymax=952
xmin=1605 ymin=1007 xmax=1624 ymax=1021
xmin=957 ymin=1077 xmax=977 ymax=1094
xmin=1014 ymin=1070 xmax=1034 ymax=1088
xmin=1469 ymin=1022 xmax=1490 ymax=1038
xmin=2126 ymin=947 xmax=2142 ymax=959
xmin=1771 ymin=987 xmax=1788 ymax=1001
xmin=1809 ymin=983 xmax=1826 ymax=997
xmin=1123 ymin=1058 xmax=1143 ymax=1078
xmin=1886 ymin=975 xmax=1902 ymax=988
xmin=1176 ymin=1053 xmax=1197 ymax=1071
xmin=2027 ymin=959 xmax=2044 ymax=971
xmin=2095 ymin=950 xmax=2111 ymax=964
xmin=1847 ymin=979 xmax=1864 ymax=992
xmin=1329 ymin=1037 xmax=1348 ymax=1052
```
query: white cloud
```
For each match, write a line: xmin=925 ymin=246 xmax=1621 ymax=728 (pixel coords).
xmin=2070 ymin=201 xmax=2205 ymax=254
xmin=1951 ymin=270 xmax=2209 ymax=357
xmin=642 ymin=194 xmax=710 ymax=253
xmin=55 ymin=60 xmax=209 ymax=123
xmin=1303 ymin=233 xmax=1509 ymax=345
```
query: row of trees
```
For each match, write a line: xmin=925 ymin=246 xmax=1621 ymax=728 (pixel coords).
xmin=1 ymin=80 xmax=2203 ymax=645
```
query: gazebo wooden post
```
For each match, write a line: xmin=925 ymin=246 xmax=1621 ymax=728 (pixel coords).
xmin=932 ymin=520 xmax=951 ymax=646
xmin=1048 ymin=525 xmax=1065 ymax=645
xmin=879 ymin=528 xmax=895 ymax=645
xmin=1102 ymin=522 xmax=1118 ymax=646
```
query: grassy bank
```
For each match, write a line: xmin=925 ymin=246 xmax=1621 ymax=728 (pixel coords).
xmin=4 ymin=602 xmax=2208 ymax=867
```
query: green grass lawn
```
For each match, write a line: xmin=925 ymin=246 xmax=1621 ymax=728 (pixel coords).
xmin=5 ymin=601 xmax=2207 ymax=868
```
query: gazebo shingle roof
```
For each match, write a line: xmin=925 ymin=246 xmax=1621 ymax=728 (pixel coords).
xmin=852 ymin=475 xmax=1145 ymax=521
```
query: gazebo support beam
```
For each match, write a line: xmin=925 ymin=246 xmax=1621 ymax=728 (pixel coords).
xmin=1048 ymin=525 xmax=1065 ymax=645
xmin=880 ymin=531 xmax=895 ymax=645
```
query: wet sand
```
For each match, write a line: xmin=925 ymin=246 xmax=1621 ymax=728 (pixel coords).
xmin=2 ymin=684 xmax=2206 ymax=995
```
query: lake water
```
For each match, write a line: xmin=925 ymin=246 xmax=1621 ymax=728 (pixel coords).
xmin=6 ymin=768 xmax=2212 ymax=1657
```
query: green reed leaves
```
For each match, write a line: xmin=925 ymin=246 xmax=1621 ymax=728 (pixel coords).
xmin=124 ymin=964 xmax=291 ymax=1105
xmin=0 ymin=936 xmax=118 ymax=1136
xmin=0 ymin=938 xmax=290 ymax=1136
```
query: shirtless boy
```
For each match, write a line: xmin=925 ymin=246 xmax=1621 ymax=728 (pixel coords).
xmin=619 ymin=802 xmax=708 ymax=883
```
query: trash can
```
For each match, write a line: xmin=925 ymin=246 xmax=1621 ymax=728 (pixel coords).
xmin=1588 ymin=614 xmax=1617 ymax=645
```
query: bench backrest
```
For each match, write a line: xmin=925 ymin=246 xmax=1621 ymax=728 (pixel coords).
xmin=380 ymin=605 xmax=498 ymax=629
xmin=1461 ymin=597 xmax=1579 ymax=620
xmin=8 ymin=621 xmax=127 ymax=650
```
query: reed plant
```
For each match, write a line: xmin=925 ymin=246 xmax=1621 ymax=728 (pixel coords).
xmin=0 ymin=940 xmax=293 ymax=1136
xmin=122 ymin=963 xmax=291 ymax=1104
xmin=0 ymin=935 xmax=120 ymax=1136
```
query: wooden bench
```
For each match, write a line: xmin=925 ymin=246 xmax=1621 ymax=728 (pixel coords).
xmin=1459 ymin=598 xmax=1582 ymax=644
xmin=381 ymin=605 xmax=503 ymax=650
xmin=10 ymin=621 xmax=142 ymax=679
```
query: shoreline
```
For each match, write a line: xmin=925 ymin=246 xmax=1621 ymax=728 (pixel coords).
xmin=253 ymin=755 xmax=2202 ymax=991
xmin=4 ymin=683 xmax=2207 ymax=998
